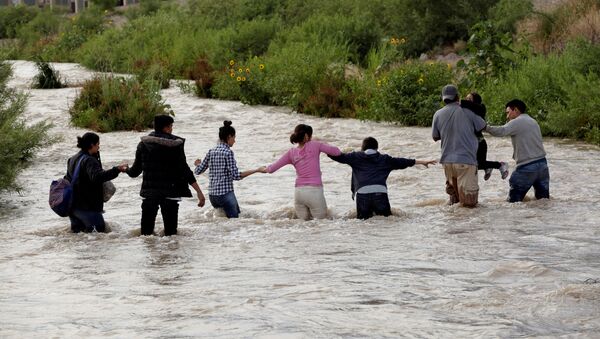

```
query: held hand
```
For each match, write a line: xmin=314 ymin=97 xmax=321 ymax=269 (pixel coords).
xmin=197 ymin=191 xmax=206 ymax=207
xmin=257 ymin=166 xmax=268 ymax=173
xmin=117 ymin=163 xmax=129 ymax=172
xmin=194 ymin=158 xmax=202 ymax=167
xmin=417 ymin=160 xmax=437 ymax=168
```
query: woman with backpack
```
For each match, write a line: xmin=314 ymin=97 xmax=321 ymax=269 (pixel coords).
xmin=66 ymin=132 xmax=128 ymax=233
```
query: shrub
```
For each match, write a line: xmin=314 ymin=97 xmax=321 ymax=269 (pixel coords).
xmin=69 ymin=76 xmax=173 ymax=132
xmin=0 ymin=5 xmax=39 ymax=39
xmin=0 ymin=60 xmax=53 ymax=192
xmin=356 ymin=61 xmax=453 ymax=126
xmin=133 ymin=58 xmax=172 ymax=89
xmin=32 ymin=59 xmax=66 ymax=89
xmin=186 ymin=57 xmax=215 ymax=98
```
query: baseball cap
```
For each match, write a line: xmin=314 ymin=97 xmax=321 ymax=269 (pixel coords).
xmin=441 ymin=84 xmax=459 ymax=101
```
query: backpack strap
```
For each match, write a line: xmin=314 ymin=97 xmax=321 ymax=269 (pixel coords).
xmin=71 ymin=155 xmax=87 ymax=184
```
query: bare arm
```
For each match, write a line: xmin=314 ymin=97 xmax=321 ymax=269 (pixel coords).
xmin=190 ymin=182 xmax=205 ymax=207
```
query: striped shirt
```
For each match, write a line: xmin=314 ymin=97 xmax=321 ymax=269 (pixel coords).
xmin=195 ymin=143 xmax=241 ymax=196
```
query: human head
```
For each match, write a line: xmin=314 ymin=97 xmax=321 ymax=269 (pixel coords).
xmin=289 ymin=124 xmax=313 ymax=144
xmin=442 ymin=84 xmax=459 ymax=104
xmin=505 ymin=99 xmax=526 ymax=120
xmin=154 ymin=115 xmax=174 ymax=133
xmin=77 ymin=132 xmax=100 ymax=154
xmin=361 ymin=137 xmax=378 ymax=151
xmin=465 ymin=92 xmax=482 ymax=105
xmin=219 ymin=120 xmax=236 ymax=145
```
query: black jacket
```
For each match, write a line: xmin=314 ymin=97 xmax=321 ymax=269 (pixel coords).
xmin=66 ymin=151 xmax=120 ymax=212
xmin=461 ymin=100 xmax=487 ymax=138
xmin=329 ymin=151 xmax=415 ymax=197
xmin=127 ymin=131 xmax=196 ymax=199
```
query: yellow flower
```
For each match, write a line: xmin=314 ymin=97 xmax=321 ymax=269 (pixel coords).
xmin=400 ymin=38 xmax=406 ymax=44
xmin=259 ymin=64 xmax=265 ymax=70
xmin=229 ymin=60 xmax=235 ymax=66
xmin=229 ymin=72 xmax=235 ymax=77
xmin=447 ymin=63 xmax=452 ymax=69
xmin=377 ymin=80 xmax=382 ymax=87
xmin=417 ymin=78 xmax=424 ymax=85
xmin=241 ymin=76 xmax=246 ymax=81
xmin=238 ymin=68 xmax=243 ymax=73
xmin=245 ymin=68 xmax=250 ymax=73
xmin=236 ymin=76 xmax=242 ymax=82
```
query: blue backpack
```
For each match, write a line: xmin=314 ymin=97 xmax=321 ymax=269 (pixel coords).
xmin=49 ymin=156 xmax=86 ymax=217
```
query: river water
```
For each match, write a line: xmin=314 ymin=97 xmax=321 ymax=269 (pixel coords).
xmin=1 ymin=61 xmax=599 ymax=337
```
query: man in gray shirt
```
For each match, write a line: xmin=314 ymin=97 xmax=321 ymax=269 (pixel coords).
xmin=486 ymin=99 xmax=549 ymax=202
xmin=432 ymin=85 xmax=487 ymax=207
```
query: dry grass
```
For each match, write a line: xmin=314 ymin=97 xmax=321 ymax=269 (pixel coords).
xmin=520 ymin=0 xmax=600 ymax=53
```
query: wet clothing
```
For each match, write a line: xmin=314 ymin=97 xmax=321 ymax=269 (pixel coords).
xmin=267 ymin=140 xmax=341 ymax=220
xmin=66 ymin=151 xmax=120 ymax=233
xmin=329 ymin=150 xmax=416 ymax=219
xmin=486 ymin=114 xmax=549 ymax=202
xmin=209 ymin=191 xmax=241 ymax=218
xmin=195 ymin=142 xmax=241 ymax=196
xmin=127 ymin=131 xmax=197 ymax=235
xmin=432 ymin=102 xmax=486 ymax=166
xmin=267 ymin=141 xmax=341 ymax=187
xmin=329 ymin=150 xmax=415 ymax=197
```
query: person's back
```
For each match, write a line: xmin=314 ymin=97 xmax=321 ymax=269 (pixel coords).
xmin=432 ymin=102 xmax=481 ymax=166
xmin=133 ymin=131 xmax=193 ymax=199
xmin=432 ymin=85 xmax=486 ymax=207
xmin=279 ymin=140 xmax=337 ymax=187
xmin=329 ymin=137 xmax=435 ymax=219
xmin=127 ymin=115 xmax=204 ymax=236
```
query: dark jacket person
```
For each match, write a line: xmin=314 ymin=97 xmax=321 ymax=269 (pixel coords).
xmin=329 ymin=137 xmax=435 ymax=219
xmin=67 ymin=132 xmax=128 ymax=233
xmin=127 ymin=115 xmax=205 ymax=236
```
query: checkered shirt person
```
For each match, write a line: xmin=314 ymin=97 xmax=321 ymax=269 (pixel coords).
xmin=195 ymin=143 xmax=241 ymax=196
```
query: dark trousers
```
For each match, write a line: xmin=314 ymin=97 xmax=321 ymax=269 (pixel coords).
xmin=477 ymin=139 xmax=501 ymax=170
xmin=356 ymin=193 xmax=392 ymax=219
xmin=69 ymin=209 xmax=105 ymax=233
xmin=141 ymin=198 xmax=179 ymax=236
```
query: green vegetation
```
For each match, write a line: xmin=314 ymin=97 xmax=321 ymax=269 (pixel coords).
xmin=0 ymin=60 xmax=53 ymax=192
xmin=1 ymin=0 xmax=599 ymax=143
xmin=69 ymin=76 xmax=173 ymax=132
xmin=32 ymin=59 xmax=65 ymax=89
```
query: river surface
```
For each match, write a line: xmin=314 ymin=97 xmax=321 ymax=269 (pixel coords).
xmin=1 ymin=61 xmax=599 ymax=338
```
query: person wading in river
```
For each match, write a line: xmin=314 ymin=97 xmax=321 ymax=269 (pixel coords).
xmin=127 ymin=115 xmax=205 ymax=236
xmin=432 ymin=84 xmax=487 ymax=207
xmin=485 ymin=99 xmax=550 ymax=202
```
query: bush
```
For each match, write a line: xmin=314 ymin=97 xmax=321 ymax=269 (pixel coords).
xmin=480 ymin=40 xmax=600 ymax=144
xmin=69 ymin=76 xmax=173 ymax=132
xmin=0 ymin=60 xmax=52 ymax=192
xmin=32 ymin=59 xmax=66 ymax=89
xmin=0 ymin=5 xmax=39 ymax=39
xmin=356 ymin=61 xmax=453 ymax=126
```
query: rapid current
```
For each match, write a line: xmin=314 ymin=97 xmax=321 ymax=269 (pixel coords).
xmin=1 ymin=61 xmax=599 ymax=337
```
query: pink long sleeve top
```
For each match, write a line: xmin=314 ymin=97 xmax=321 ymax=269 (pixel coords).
xmin=267 ymin=140 xmax=341 ymax=187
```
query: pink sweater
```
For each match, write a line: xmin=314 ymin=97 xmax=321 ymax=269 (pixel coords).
xmin=267 ymin=140 xmax=341 ymax=187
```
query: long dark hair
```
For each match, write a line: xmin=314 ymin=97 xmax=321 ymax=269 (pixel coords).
xmin=76 ymin=132 xmax=99 ymax=151
xmin=219 ymin=120 xmax=235 ymax=142
xmin=290 ymin=124 xmax=313 ymax=144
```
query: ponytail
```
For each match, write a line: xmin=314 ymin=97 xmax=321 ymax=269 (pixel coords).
xmin=289 ymin=124 xmax=313 ymax=144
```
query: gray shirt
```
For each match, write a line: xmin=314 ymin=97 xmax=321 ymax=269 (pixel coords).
xmin=486 ymin=114 xmax=546 ymax=167
xmin=432 ymin=102 xmax=486 ymax=166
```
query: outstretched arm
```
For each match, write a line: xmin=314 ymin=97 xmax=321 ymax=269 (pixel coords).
xmin=415 ymin=159 xmax=437 ymax=167
xmin=266 ymin=150 xmax=292 ymax=173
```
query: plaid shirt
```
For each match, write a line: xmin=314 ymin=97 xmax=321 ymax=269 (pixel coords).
xmin=195 ymin=143 xmax=241 ymax=196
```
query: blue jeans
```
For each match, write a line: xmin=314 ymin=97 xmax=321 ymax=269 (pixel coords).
xmin=209 ymin=191 xmax=240 ymax=218
xmin=508 ymin=158 xmax=550 ymax=202
xmin=356 ymin=193 xmax=392 ymax=219
xmin=69 ymin=209 xmax=105 ymax=233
